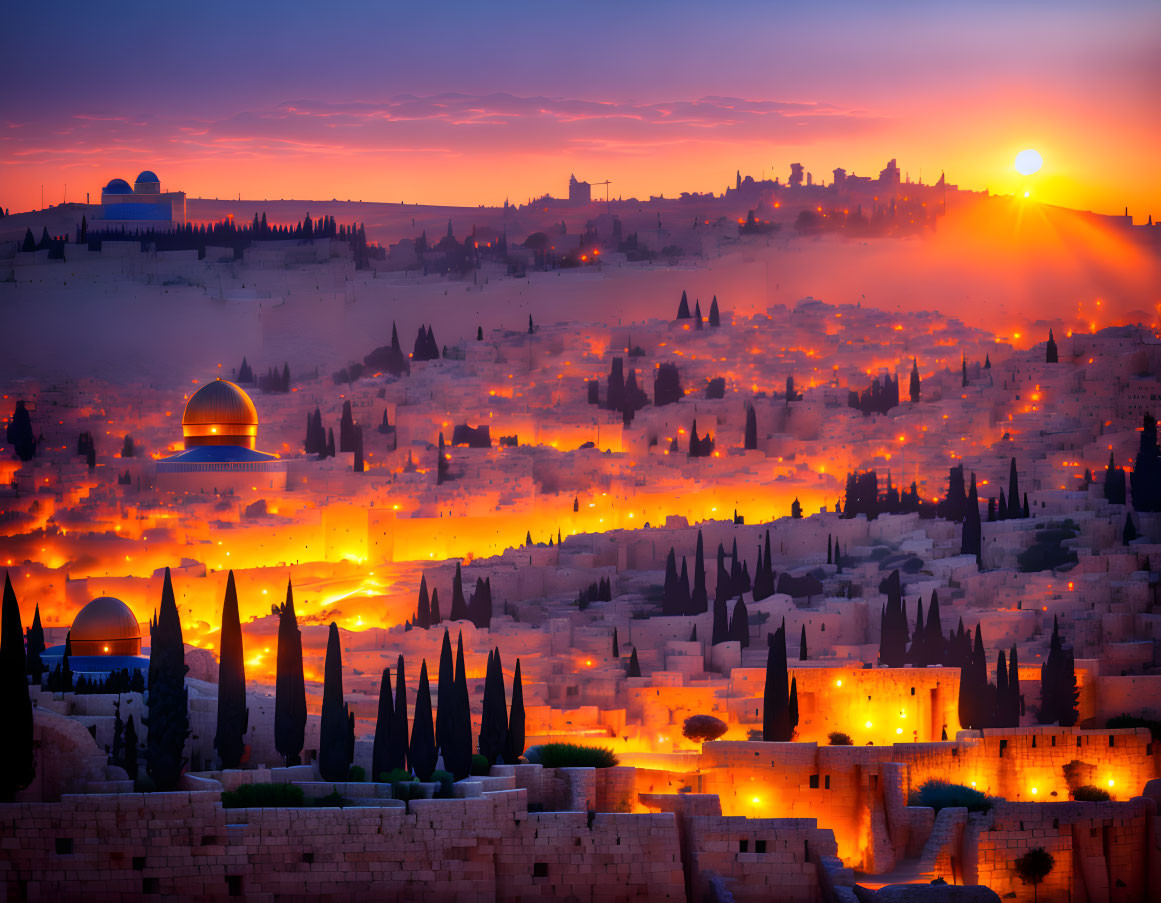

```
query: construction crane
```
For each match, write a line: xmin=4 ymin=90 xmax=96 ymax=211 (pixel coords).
xmin=593 ymin=179 xmax=612 ymax=209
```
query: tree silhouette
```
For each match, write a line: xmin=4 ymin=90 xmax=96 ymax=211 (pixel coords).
xmin=372 ymin=666 xmax=394 ymax=781
xmin=504 ymin=658 xmax=526 ymax=765
xmin=0 ymin=573 xmax=34 ymax=801
xmin=213 ymin=572 xmax=248 ymax=769
xmin=274 ymin=581 xmax=307 ymax=766
xmin=319 ymin=622 xmax=351 ymax=781
xmin=409 ymin=660 xmax=437 ymax=781
xmin=145 ymin=568 xmax=189 ymax=790
xmin=1015 ymin=847 xmax=1054 ymax=902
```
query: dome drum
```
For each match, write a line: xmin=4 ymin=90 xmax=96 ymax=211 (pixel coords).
xmin=71 ymin=596 xmax=142 ymax=656
xmin=182 ymin=379 xmax=259 ymax=450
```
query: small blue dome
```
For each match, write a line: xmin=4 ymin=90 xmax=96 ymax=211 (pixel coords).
xmin=134 ymin=170 xmax=160 ymax=185
xmin=103 ymin=178 xmax=132 ymax=195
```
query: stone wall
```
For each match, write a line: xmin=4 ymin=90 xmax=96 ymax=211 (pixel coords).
xmin=0 ymin=788 xmax=688 ymax=902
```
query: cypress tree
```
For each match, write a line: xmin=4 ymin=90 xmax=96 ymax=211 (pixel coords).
xmin=416 ymin=575 xmax=431 ymax=628
xmin=998 ymin=489 xmax=1008 ymax=520
xmin=430 ymin=588 xmax=441 ymax=625
xmin=435 ymin=629 xmax=453 ymax=763
xmin=995 ymin=650 xmax=1009 ymax=727
xmin=319 ymin=622 xmax=351 ymax=781
xmin=409 ymin=660 xmax=437 ymax=781
xmin=662 ymin=549 xmax=678 ymax=614
xmin=628 ymin=647 xmax=641 ymax=678
xmin=390 ymin=655 xmax=408 ymax=773
xmin=504 ymin=658 xmax=525 ymax=765
xmin=1008 ymin=458 xmax=1020 ymax=519
xmin=827 ymin=535 xmax=832 ymax=565
xmin=0 ymin=573 xmax=34 ymax=801
xmin=124 ymin=715 xmax=138 ymax=781
xmin=799 ymin=625 xmax=808 ymax=660
xmin=961 ymin=472 xmax=982 ymax=565
xmin=744 ymin=405 xmax=758 ymax=450
xmin=691 ymin=530 xmax=707 ymax=614
xmin=275 ymin=580 xmax=307 ymax=766
xmin=729 ymin=597 xmax=750 ymax=647
xmin=340 ymin=401 xmax=355 ymax=453
xmin=479 ymin=648 xmax=508 ymax=765
xmin=448 ymin=633 xmax=472 ymax=779
xmin=789 ymin=676 xmax=799 ymax=739
xmin=1124 ymin=512 xmax=1138 ymax=545
xmin=711 ymin=577 xmax=729 ymax=646
xmin=449 ymin=562 xmax=468 ymax=621
xmin=909 ymin=358 xmax=920 ymax=403
xmin=677 ymin=558 xmax=691 ymax=612
xmin=924 ymin=589 xmax=945 ymax=664
xmin=372 ymin=666 xmax=394 ymax=781
xmin=1008 ymin=646 xmax=1021 ymax=726
xmin=612 ymin=628 xmax=619 ymax=659
xmin=676 ymin=290 xmax=691 ymax=319
xmin=909 ymin=598 xmax=926 ymax=665
xmin=1046 ymin=329 xmax=1058 ymax=363
xmin=1040 ymin=618 xmax=1078 ymax=726
xmin=762 ymin=625 xmax=791 ymax=741
xmin=145 ymin=568 xmax=189 ymax=790
xmin=1023 ymin=493 xmax=1030 ymax=518
xmin=213 ymin=572 xmax=248 ymax=769
xmin=708 ymin=295 xmax=720 ymax=327
xmin=1105 ymin=452 xmax=1127 ymax=505
xmin=26 ymin=603 xmax=44 ymax=681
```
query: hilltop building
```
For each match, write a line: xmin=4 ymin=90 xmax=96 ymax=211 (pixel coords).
xmin=568 ymin=174 xmax=591 ymax=205
xmin=97 ymin=170 xmax=186 ymax=229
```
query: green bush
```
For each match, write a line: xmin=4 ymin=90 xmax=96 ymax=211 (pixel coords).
xmin=470 ymin=754 xmax=491 ymax=776
xmin=907 ymin=780 xmax=992 ymax=813
xmin=828 ymin=732 xmax=852 ymax=746
xmin=431 ymin=769 xmax=456 ymax=799
xmin=313 ymin=789 xmax=349 ymax=808
xmin=379 ymin=768 xmax=414 ymax=784
xmin=525 ymin=743 xmax=619 ymax=768
xmin=221 ymin=783 xmax=305 ymax=809
xmin=348 ymin=765 xmax=366 ymax=782
xmin=1072 ymin=785 xmax=1112 ymax=802
xmin=392 ymin=781 xmax=425 ymax=802
xmin=1106 ymin=714 xmax=1161 ymax=741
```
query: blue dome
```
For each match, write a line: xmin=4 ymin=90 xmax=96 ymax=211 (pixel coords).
xmin=103 ymin=178 xmax=132 ymax=195
xmin=134 ymin=170 xmax=160 ymax=185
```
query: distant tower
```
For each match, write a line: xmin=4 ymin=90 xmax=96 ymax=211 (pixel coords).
xmin=568 ymin=174 xmax=591 ymax=205
xmin=806 ymin=172 xmax=813 ymax=187
xmin=736 ymin=170 xmax=742 ymax=191
xmin=789 ymin=163 xmax=804 ymax=188
xmin=878 ymin=159 xmax=901 ymax=186
xmin=832 ymin=168 xmax=846 ymax=187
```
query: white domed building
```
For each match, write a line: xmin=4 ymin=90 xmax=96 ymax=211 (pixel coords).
xmin=155 ymin=379 xmax=286 ymax=490
xmin=96 ymin=169 xmax=186 ymax=229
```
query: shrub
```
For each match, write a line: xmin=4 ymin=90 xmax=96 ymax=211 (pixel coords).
xmin=392 ymin=781 xmax=425 ymax=802
xmin=1106 ymin=714 xmax=1161 ymax=741
xmin=221 ymin=783 xmax=305 ymax=808
xmin=828 ymin=732 xmax=852 ymax=746
xmin=431 ymin=769 xmax=456 ymax=799
xmin=313 ymin=789 xmax=349 ymax=807
xmin=683 ymin=715 xmax=728 ymax=743
xmin=470 ymin=754 xmax=491 ymax=776
xmin=1014 ymin=847 xmax=1055 ymax=901
xmin=907 ymin=780 xmax=992 ymax=813
xmin=1072 ymin=785 xmax=1112 ymax=802
xmin=348 ymin=765 xmax=366 ymax=782
xmin=525 ymin=743 xmax=619 ymax=768
xmin=379 ymin=768 xmax=414 ymax=784
xmin=1062 ymin=759 xmax=1095 ymax=793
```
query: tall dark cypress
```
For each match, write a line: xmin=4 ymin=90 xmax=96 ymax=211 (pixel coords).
xmin=505 ymin=658 xmax=525 ymax=764
xmin=762 ymin=625 xmax=791 ymax=741
xmin=612 ymin=628 xmax=619 ymax=659
xmin=627 ymin=647 xmax=641 ymax=678
xmin=1008 ymin=458 xmax=1020 ymax=519
xmin=711 ymin=590 xmax=729 ymax=646
xmin=390 ymin=655 xmax=408 ymax=772
xmin=416 ymin=575 xmax=430 ymax=628
xmin=372 ymin=666 xmax=394 ymax=781
xmin=677 ymin=558 xmax=691 ymax=612
xmin=214 ymin=572 xmax=248 ymax=769
xmin=994 ymin=650 xmax=1009 ymax=727
xmin=146 ymin=568 xmax=189 ymax=790
xmin=961 ymin=472 xmax=982 ymax=565
xmin=448 ymin=633 xmax=472 ymax=779
xmin=799 ymin=625 xmax=808 ymax=660
xmin=0 ymin=573 xmax=34 ymax=801
xmin=1040 ymin=618 xmax=1078 ymax=726
xmin=789 ymin=676 xmax=799 ymax=739
xmin=449 ymin=562 xmax=468 ymax=621
xmin=909 ymin=358 xmax=920 ymax=402
xmin=479 ymin=648 xmax=508 ymax=765
xmin=430 ymin=588 xmax=441 ymax=625
xmin=744 ymin=405 xmax=758 ymax=450
xmin=662 ymin=549 xmax=679 ymax=615
xmin=339 ymin=400 xmax=355 ymax=453
xmin=319 ymin=622 xmax=351 ymax=781
xmin=435 ymin=629 xmax=453 ymax=764
xmin=924 ymin=590 xmax=945 ymax=664
xmin=969 ymin=625 xmax=988 ymax=729
xmin=691 ymin=531 xmax=708 ymax=614
xmin=275 ymin=580 xmax=307 ymax=766
xmin=409 ymin=660 xmax=437 ymax=781
xmin=1008 ymin=646 xmax=1021 ymax=726
xmin=729 ymin=597 xmax=750 ymax=647
xmin=26 ymin=603 xmax=45 ymax=681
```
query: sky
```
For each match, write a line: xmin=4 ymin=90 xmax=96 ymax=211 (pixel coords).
xmin=2 ymin=0 xmax=1158 ymax=218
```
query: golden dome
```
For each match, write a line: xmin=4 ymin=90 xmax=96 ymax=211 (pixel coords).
xmin=71 ymin=596 xmax=142 ymax=656
xmin=182 ymin=379 xmax=258 ymax=449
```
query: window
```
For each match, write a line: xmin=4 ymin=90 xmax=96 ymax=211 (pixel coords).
xmin=824 ymin=776 xmax=831 ymax=790
xmin=55 ymin=838 xmax=73 ymax=855
xmin=133 ymin=857 xmax=146 ymax=871
xmin=739 ymin=840 xmax=749 ymax=853
xmin=226 ymin=876 xmax=243 ymax=897
xmin=755 ymin=840 xmax=767 ymax=854
xmin=809 ymin=775 xmax=820 ymax=789
xmin=1109 ymin=735 xmax=1115 ymax=748
xmin=910 ymin=687 xmax=915 ymax=696
xmin=533 ymin=863 xmax=549 ymax=878
xmin=142 ymin=878 xmax=160 ymax=895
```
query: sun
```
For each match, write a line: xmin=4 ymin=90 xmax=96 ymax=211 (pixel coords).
xmin=1014 ymin=149 xmax=1043 ymax=176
